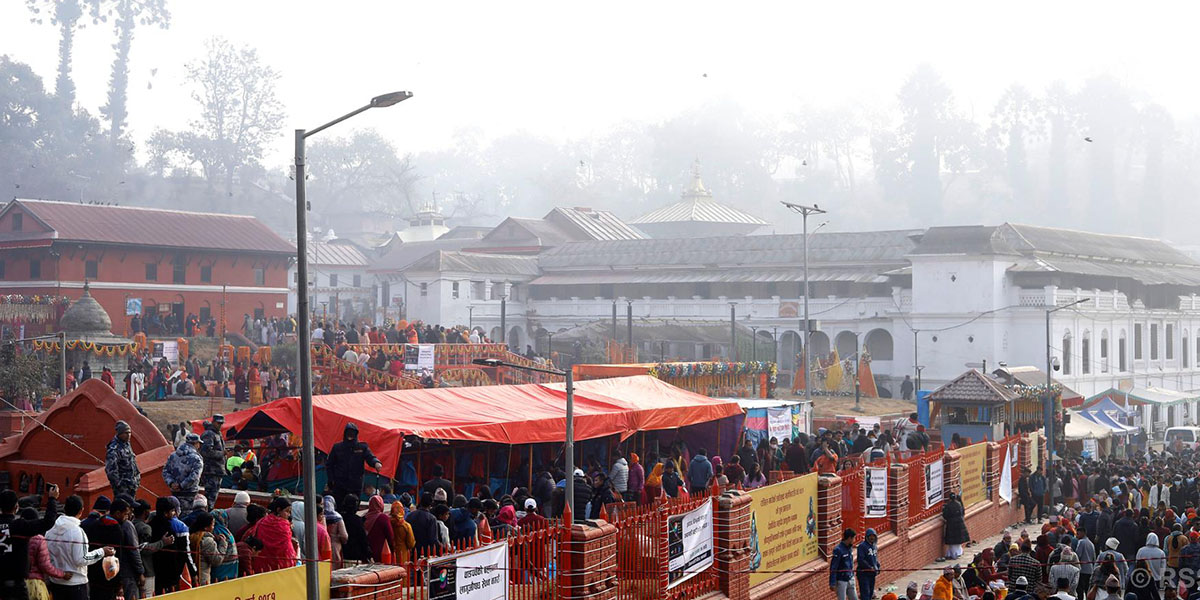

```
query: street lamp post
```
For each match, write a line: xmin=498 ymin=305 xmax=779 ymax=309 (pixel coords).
xmin=473 ymin=358 xmax=575 ymax=518
xmin=468 ymin=306 xmax=474 ymax=332
xmin=750 ymin=326 xmax=759 ymax=361
xmin=781 ymin=202 xmax=827 ymax=409
xmin=1045 ymin=298 xmax=1087 ymax=459
xmin=295 ymin=90 xmax=411 ymax=600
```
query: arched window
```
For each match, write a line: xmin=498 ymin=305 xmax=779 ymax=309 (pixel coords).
xmin=1063 ymin=331 xmax=1073 ymax=375
xmin=1185 ymin=329 xmax=1191 ymax=369
xmin=1081 ymin=331 xmax=1091 ymax=375
xmin=1100 ymin=330 xmax=1110 ymax=373
xmin=1119 ymin=330 xmax=1128 ymax=372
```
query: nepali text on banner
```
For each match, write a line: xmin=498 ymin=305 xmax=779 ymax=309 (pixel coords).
xmin=428 ymin=540 xmax=510 ymax=600
xmin=746 ymin=473 xmax=820 ymax=587
xmin=667 ymin=501 xmax=715 ymax=589
xmin=155 ymin=563 xmax=331 ymax=600
xmin=957 ymin=442 xmax=989 ymax=507
xmin=865 ymin=467 xmax=888 ymax=518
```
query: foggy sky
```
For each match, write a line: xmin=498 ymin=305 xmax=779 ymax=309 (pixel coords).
xmin=3 ymin=0 xmax=1197 ymax=169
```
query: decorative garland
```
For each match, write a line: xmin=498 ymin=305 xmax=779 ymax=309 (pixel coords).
xmin=0 ymin=294 xmax=71 ymax=306
xmin=31 ymin=339 xmax=137 ymax=356
xmin=1008 ymin=383 xmax=1062 ymax=402
xmin=648 ymin=360 xmax=777 ymax=379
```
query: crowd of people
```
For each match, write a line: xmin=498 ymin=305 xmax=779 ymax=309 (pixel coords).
xmin=825 ymin=444 xmax=1200 ymax=600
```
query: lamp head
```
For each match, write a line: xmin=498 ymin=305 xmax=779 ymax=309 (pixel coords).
xmin=371 ymin=91 xmax=413 ymax=108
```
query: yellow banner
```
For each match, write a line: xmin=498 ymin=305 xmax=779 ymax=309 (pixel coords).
xmin=957 ymin=442 xmax=989 ymax=507
xmin=747 ymin=473 xmax=820 ymax=587
xmin=155 ymin=563 xmax=330 ymax=600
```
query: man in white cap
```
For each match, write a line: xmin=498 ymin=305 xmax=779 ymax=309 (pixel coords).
xmin=1008 ymin=576 xmax=1032 ymax=600
xmin=571 ymin=468 xmax=593 ymax=519
xmin=518 ymin=498 xmax=547 ymax=529
xmin=1096 ymin=537 xmax=1128 ymax=584
xmin=903 ymin=581 xmax=919 ymax=600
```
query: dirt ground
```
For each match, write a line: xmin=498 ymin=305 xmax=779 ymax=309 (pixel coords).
xmin=776 ymin=392 xmax=917 ymax=418
xmin=138 ymin=397 xmax=243 ymax=438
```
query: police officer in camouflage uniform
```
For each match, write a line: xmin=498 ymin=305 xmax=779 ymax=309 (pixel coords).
xmin=105 ymin=421 xmax=140 ymax=499
xmin=164 ymin=433 xmax=204 ymax=505
xmin=199 ymin=414 xmax=226 ymax=507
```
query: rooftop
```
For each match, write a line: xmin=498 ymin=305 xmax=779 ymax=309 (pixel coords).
xmin=537 ymin=229 xmax=921 ymax=270
xmin=403 ymin=251 xmax=541 ymax=276
xmin=1 ymin=199 xmax=294 ymax=255
xmin=306 ymin=239 xmax=370 ymax=267
xmin=630 ymin=166 xmax=767 ymax=227
xmin=912 ymin=223 xmax=1200 ymax=287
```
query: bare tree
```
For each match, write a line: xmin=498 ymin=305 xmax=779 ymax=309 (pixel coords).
xmin=166 ymin=37 xmax=285 ymax=198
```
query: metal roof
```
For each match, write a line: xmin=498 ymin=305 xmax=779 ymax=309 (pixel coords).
xmin=629 ymin=168 xmax=767 ymax=226
xmin=2 ymin=199 xmax=294 ymax=254
xmin=530 ymin=266 xmax=892 ymax=286
xmin=991 ymin=366 xmax=1083 ymax=401
xmin=630 ymin=198 xmax=767 ymax=226
xmin=537 ymin=229 xmax=921 ymax=270
xmin=545 ymin=207 xmax=645 ymax=241
xmin=307 ymin=240 xmax=369 ymax=267
xmin=403 ymin=251 xmax=541 ymax=276
xmin=1088 ymin=386 xmax=1200 ymax=406
xmin=912 ymin=223 xmax=1200 ymax=287
xmin=476 ymin=217 xmax=575 ymax=247
xmin=369 ymin=237 xmax=482 ymax=272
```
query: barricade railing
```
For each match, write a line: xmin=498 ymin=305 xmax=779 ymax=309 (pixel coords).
xmin=904 ymin=445 xmax=945 ymax=527
xmin=661 ymin=492 xmax=719 ymax=600
xmin=612 ymin=499 xmax=663 ymax=600
xmin=508 ymin=520 xmax=560 ymax=600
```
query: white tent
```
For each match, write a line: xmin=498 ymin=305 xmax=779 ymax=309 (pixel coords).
xmin=1064 ymin=412 xmax=1113 ymax=440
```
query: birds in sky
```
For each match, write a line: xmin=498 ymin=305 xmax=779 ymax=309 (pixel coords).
xmin=1084 ymin=136 xmax=1093 ymax=143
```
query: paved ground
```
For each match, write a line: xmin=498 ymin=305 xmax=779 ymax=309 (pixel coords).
xmin=875 ymin=520 xmax=1026 ymax=598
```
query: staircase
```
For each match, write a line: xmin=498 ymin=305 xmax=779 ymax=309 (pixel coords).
xmin=310 ymin=344 xmax=424 ymax=394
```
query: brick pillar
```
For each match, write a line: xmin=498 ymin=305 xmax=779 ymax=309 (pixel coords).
xmin=716 ymin=490 xmax=752 ymax=600
xmin=817 ymin=474 xmax=843 ymax=558
xmin=331 ymin=564 xmax=407 ymax=600
xmin=943 ymin=451 xmax=962 ymax=497
xmin=889 ymin=462 xmax=910 ymax=536
xmin=986 ymin=442 xmax=1002 ymax=503
xmin=558 ymin=520 xmax=619 ymax=600
xmin=1018 ymin=436 xmax=1032 ymax=472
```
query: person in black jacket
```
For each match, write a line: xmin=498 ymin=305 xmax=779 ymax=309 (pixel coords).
xmin=942 ymin=492 xmax=969 ymax=560
xmin=1113 ymin=509 xmax=1141 ymax=560
xmin=0 ymin=487 xmax=59 ymax=597
xmin=326 ymin=423 xmax=384 ymax=501
xmin=338 ymin=494 xmax=371 ymax=562
xmin=1096 ymin=501 xmax=1115 ymax=547
xmin=84 ymin=501 xmax=127 ymax=600
xmin=421 ymin=464 xmax=454 ymax=500
xmin=1018 ymin=467 xmax=1035 ymax=523
xmin=785 ymin=440 xmax=810 ymax=475
xmin=571 ymin=469 xmax=593 ymax=520
xmin=405 ymin=493 xmax=441 ymax=555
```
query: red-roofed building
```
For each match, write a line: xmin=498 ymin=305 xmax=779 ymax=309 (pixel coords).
xmin=0 ymin=199 xmax=294 ymax=336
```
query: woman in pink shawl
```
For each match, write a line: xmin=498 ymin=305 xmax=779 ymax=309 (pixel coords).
xmin=362 ymin=495 xmax=394 ymax=563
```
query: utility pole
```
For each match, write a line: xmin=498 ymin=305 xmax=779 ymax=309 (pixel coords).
xmin=626 ymin=299 xmax=633 ymax=360
xmin=781 ymin=202 xmax=826 ymax=409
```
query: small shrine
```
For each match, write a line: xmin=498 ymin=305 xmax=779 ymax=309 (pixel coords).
xmin=36 ymin=283 xmax=137 ymax=393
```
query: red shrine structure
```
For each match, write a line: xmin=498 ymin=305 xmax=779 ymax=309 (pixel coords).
xmin=0 ymin=379 xmax=172 ymax=505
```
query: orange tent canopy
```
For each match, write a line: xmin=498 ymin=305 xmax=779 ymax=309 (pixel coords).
xmin=207 ymin=375 xmax=742 ymax=477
